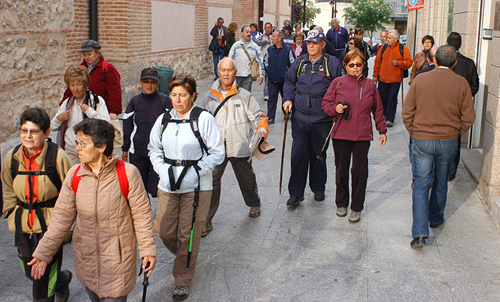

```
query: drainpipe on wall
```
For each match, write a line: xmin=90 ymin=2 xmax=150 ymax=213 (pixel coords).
xmin=90 ymin=0 xmax=98 ymax=41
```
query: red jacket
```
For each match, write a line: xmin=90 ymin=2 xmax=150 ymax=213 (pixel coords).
xmin=63 ymin=55 xmax=123 ymax=114
xmin=322 ymin=74 xmax=387 ymax=141
xmin=372 ymin=42 xmax=413 ymax=83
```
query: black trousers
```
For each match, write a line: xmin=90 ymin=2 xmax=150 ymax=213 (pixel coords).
xmin=288 ymin=119 xmax=332 ymax=198
xmin=129 ymin=153 xmax=159 ymax=197
xmin=378 ymin=81 xmax=401 ymax=123
xmin=207 ymin=156 xmax=260 ymax=223
xmin=333 ymin=139 xmax=371 ymax=212
xmin=18 ymin=233 xmax=65 ymax=302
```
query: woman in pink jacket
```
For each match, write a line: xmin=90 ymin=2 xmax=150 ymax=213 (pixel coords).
xmin=322 ymin=49 xmax=387 ymax=223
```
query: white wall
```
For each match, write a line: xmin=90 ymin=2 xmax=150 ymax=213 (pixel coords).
xmin=151 ymin=1 xmax=195 ymax=51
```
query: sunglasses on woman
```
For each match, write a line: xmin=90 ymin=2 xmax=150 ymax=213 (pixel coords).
xmin=348 ymin=62 xmax=363 ymax=68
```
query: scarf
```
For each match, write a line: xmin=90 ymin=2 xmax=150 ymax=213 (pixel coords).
xmin=56 ymin=96 xmax=76 ymax=150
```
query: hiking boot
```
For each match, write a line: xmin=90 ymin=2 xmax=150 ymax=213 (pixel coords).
xmin=336 ymin=207 xmax=347 ymax=217
xmin=348 ymin=211 xmax=361 ymax=223
xmin=386 ymin=121 xmax=393 ymax=127
xmin=268 ymin=119 xmax=275 ymax=125
xmin=286 ymin=196 xmax=304 ymax=207
xmin=173 ymin=285 xmax=190 ymax=301
xmin=201 ymin=222 xmax=213 ymax=238
xmin=55 ymin=270 xmax=72 ymax=302
xmin=249 ymin=204 xmax=261 ymax=218
xmin=314 ymin=192 xmax=325 ymax=201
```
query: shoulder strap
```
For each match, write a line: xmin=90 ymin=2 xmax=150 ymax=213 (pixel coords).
xmin=102 ymin=60 xmax=109 ymax=81
xmin=399 ymin=43 xmax=404 ymax=57
xmin=161 ymin=110 xmax=172 ymax=136
xmin=241 ymin=44 xmax=252 ymax=62
xmin=10 ymin=144 xmax=22 ymax=180
xmin=380 ymin=44 xmax=388 ymax=61
xmin=190 ymin=107 xmax=209 ymax=155
xmin=323 ymin=55 xmax=332 ymax=81
xmin=296 ymin=54 xmax=308 ymax=78
xmin=45 ymin=142 xmax=62 ymax=191
xmin=213 ymin=93 xmax=236 ymax=117
xmin=71 ymin=161 xmax=129 ymax=200
xmin=71 ymin=165 xmax=82 ymax=194
xmin=116 ymin=160 xmax=129 ymax=200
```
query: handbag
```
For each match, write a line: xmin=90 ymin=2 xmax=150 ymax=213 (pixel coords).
xmin=241 ymin=44 xmax=260 ymax=78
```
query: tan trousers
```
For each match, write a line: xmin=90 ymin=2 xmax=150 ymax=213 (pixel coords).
xmin=154 ymin=189 xmax=211 ymax=286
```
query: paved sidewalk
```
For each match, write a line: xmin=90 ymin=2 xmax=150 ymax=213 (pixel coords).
xmin=2 ymin=60 xmax=500 ymax=301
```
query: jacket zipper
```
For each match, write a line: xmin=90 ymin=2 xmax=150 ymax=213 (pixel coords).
xmin=387 ymin=47 xmax=393 ymax=80
xmin=94 ymin=176 xmax=100 ymax=292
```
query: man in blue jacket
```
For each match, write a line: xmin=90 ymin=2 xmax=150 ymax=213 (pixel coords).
xmin=264 ymin=31 xmax=296 ymax=124
xmin=282 ymin=30 xmax=343 ymax=207
xmin=326 ymin=18 xmax=350 ymax=58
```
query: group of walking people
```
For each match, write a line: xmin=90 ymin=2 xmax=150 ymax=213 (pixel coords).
xmin=1 ymin=19 xmax=478 ymax=302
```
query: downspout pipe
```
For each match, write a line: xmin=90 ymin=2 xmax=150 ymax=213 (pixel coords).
xmin=90 ymin=0 xmax=98 ymax=41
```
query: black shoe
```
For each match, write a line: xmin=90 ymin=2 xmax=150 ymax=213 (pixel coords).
xmin=386 ymin=121 xmax=393 ymax=127
xmin=448 ymin=175 xmax=456 ymax=181
xmin=314 ymin=192 xmax=325 ymax=201
xmin=268 ymin=119 xmax=275 ymax=124
xmin=287 ymin=196 xmax=304 ymax=207
xmin=410 ymin=236 xmax=426 ymax=248
xmin=430 ymin=219 xmax=444 ymax=228
xmin=264 ymin=96 xmax=269 ymax=101
xmin=55 ymin=270 xmax=72 ymax=302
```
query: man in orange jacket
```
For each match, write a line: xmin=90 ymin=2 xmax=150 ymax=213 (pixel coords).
xmin=373 ymin=30 xmax=413 ymax=127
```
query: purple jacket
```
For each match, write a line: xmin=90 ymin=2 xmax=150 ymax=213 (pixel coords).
xmin=322 ymin=74 xmax=387 ymax=141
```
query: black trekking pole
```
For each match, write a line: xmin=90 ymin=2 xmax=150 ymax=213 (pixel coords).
xmin=316 ymin=101 xmax=347 ymax=164
xmin=187 ymin=188 xmax=199 ymax=269
xmin=138 ymin=261 xmax=150 ymax=302
xmin=279 ymin=111 xmax=290 ymax=195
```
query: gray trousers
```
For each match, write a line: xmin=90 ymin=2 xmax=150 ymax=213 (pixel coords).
xmin=236 ymin=75 xmax=252 ymax=92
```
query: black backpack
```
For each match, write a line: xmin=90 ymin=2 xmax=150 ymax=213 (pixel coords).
xmin=380 ymin=43 xmax=409 ymax=78
xmin=296 ymin=53 xmax=334 ymax=81
xmin=161 ymin=106 xmax=209 ymax=155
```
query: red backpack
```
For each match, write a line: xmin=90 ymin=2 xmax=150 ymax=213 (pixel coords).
xmin=72 ymin=160 xmax=129 ymax=199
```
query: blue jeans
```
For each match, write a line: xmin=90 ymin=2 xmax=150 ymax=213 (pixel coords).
xmin=411 ymin=138 xmax=458 ymax=238
xmin=213 ymin=48 xmax=223 ymax=78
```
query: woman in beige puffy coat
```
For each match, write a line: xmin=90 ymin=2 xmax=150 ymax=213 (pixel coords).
xmin=29 ymin=118 xmax=156 ymax=301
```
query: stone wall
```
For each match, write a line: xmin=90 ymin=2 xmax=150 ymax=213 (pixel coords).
xmin=0 ymin=0 xmax=73 ymax=142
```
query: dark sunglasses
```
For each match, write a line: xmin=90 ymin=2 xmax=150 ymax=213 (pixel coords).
xmin=348 ymin=42 xmax=354 ymax=45
xmin=173 ymin=76 xmax=193 ymax=85
xmin=348 ymin=62 xmax=363 ymax=68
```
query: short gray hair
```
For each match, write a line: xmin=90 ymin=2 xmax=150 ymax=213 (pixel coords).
xmin=389 ymin=29 xmax=400 ymax=39
xmin=277 ymin=31 xmax=285 ymax=41
xmin=435 ymin=45 xmax=457 ymax=68
xmin=217 ymin=57 xmax=236 ymax=70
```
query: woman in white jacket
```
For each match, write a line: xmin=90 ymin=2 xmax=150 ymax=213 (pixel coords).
xmin=51 ymin=65 xmax=111 ymax=164
xmin=148 ymin=74 xmax=224 ymax=301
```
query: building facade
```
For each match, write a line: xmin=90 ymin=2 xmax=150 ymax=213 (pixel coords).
xmin=0 ymin=0 xmax=290 ymax=142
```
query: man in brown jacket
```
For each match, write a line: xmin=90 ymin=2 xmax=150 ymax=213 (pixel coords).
xmin=402 ymin=45 xmax=475 ymax=249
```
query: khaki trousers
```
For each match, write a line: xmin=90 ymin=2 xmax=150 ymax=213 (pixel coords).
xmin=154 ymin=189 xmax=211 ymax=286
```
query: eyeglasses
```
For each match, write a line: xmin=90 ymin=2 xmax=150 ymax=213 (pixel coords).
xmin=347 ymin=62 xmax=363 ymax=68
xmin=74 ymin=139 xmax=91 ymax=148
xmin=141 ymin=79 xmax=157 ymax=85
xmin=20 ymin=128 xmax=43 ymax=135
xmin=348 ymin=42 xmax=354 ymax=45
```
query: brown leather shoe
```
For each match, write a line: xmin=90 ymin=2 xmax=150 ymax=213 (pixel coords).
xmin=249 ymin=204 xmax=261 ymax=218
xmin=201 ymin=222 xmax=213 ymax=237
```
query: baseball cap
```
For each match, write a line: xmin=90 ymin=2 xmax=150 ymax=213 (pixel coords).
xmin=284 ymin=25 xmax=293 ymax=31
xmin=81 ymin=40 xmax=101 ymax=52
xmin=253 ymin=137 xmax=275 ymax=161
xmin=305 ymin=30 xmax=325 ymax=43
xmin=140 ymin=68 xmax=159 ymax=81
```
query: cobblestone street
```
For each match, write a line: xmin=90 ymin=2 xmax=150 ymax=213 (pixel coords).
xmin=2 ymin=67 xmax=500 ymax=301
